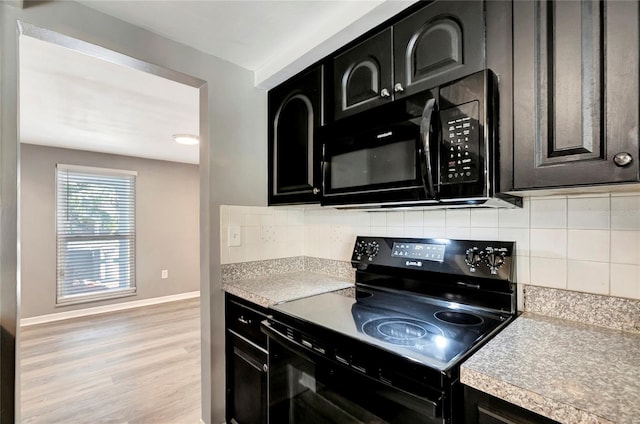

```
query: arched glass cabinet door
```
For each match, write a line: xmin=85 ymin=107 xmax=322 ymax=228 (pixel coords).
xmin=333 ymin=28 xmax=393 ymax=120
xmin=393 ymin=0 xmax=484 ymax=99
xmin=268 ymin=66 xmax=323 ymax=205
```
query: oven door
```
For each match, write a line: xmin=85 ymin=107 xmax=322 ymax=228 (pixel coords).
xmin=263 ymin=320 xmax=445 ymax=424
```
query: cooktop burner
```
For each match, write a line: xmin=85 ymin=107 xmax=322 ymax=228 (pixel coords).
xmin=269 ymin=236 xmax=517 ymax=372
xmin=434 ymin=310 xmax=484 ymax=326
xmin=272 ymin=287 xmax=507 ymax=370
xmin=362 ymin=317 xmax=443 ymax=346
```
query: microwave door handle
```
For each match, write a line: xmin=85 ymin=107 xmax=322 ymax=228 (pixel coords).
xmin=420 ymin=98 xmax=437 ymax=199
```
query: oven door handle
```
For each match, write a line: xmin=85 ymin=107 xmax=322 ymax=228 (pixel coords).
xmin=261 ymin=319 xmax=320 ymax=362
xmin=419 ymin=98 xmax=438 ymax=200
xmin=261 ymin=319 xmax=304 ymax=351
xmin=261 ymin=319 xmax=287 ymax=342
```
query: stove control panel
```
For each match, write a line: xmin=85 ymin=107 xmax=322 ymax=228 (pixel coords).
xmin=351 ymin=236 xmax=515 ymax=281
xmin=392 ymin=242 xmax=445 ymax=262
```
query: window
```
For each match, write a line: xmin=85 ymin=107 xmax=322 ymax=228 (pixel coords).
xmin=56 ymin=164 xmax=137 ymax=305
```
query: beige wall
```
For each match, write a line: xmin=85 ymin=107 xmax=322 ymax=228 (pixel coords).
xmin=20 ymin=144 xmax=200 ymax=318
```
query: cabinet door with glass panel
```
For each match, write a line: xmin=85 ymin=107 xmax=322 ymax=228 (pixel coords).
xmin=333 ymin=1 xmax=485 ymax=120
xmin=268 ymin=65 xmax=324 ymax=205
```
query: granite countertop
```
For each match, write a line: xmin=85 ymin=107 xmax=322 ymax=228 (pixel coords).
xmin=461 ymin=312 xmax=640 ymax=424
xmin=221 ymin=271 xmax=354 ymax=308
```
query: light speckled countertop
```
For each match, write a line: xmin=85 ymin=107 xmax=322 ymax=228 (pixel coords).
xmin=222 ymin=271 xmax=354 ymax=308
xmin=461 ymin=313 xmax=640 ymax=424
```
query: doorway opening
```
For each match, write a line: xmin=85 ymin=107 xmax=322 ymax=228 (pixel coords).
xmin=17 ymin=22 xmax=206 ymax=422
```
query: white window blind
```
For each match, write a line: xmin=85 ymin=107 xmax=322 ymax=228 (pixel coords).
xmin=56 ymin=165 xmax=137 ymax=305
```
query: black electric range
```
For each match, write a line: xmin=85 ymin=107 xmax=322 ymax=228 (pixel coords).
xmin=263 ymin=236 xmax=517 ymax=424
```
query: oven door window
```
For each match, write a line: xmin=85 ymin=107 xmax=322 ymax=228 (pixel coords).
xmin=269 ymin=337 xmax=442 ymax=424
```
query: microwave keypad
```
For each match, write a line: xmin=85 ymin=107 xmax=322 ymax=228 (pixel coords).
xmin=440 ymin=102 xmax=479 ymax=184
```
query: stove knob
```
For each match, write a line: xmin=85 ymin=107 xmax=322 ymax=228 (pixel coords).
xmin=353 ymin=241 xmax=367 ymax=261
xmin=365 ymin=242 xmax=379 ymax=261
xmin=464 ymin=247 xmax=483 ymax=272
xmin=485 ymin=247 xmax=506 ymax=275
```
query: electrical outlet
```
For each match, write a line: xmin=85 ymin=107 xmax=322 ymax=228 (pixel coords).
xmin=228 ymin=225 xmax=241 ymax=247
xmin=161 ymin=270 xmax=168 ymax=279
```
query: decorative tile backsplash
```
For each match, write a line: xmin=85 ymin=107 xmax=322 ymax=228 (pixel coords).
xmin=220 ymin=193 xmax=640 ymax=302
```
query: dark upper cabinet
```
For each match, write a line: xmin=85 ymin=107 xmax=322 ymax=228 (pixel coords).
xmin=393 ymin=0 xmax=484 ymax=99
xmin=333 ymin=1 xmax=485 ymax=120
xmin=268 ymin=66 xmax=323 ymax=205
xmin=333 ymin=28 xmax=393 ymax=119
xmin=513 ymin=0 xmax=640 ymax=189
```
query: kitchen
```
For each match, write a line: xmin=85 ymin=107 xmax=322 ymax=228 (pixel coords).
xmin=1 ymin=1 xmax=639 ymax=424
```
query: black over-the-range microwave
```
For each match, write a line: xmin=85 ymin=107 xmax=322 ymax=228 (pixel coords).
xmin=320 ymin=70 xmax=522 ymax=209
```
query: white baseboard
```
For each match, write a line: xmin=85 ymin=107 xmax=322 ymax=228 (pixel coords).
xmin=20 ymin=291 xmax=200 ymax=327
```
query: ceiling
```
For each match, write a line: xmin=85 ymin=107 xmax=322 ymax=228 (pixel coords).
xmin=19 ymin=1 xmax=414 ymax=165
xmin=75 ymin=0 xmax=392 ymax=84
xmin=19 ymin=35 xmax=200 ymax=164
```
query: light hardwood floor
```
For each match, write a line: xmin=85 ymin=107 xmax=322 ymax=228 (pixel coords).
xmin=20 ymin=297 xmax=201 ymax=424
